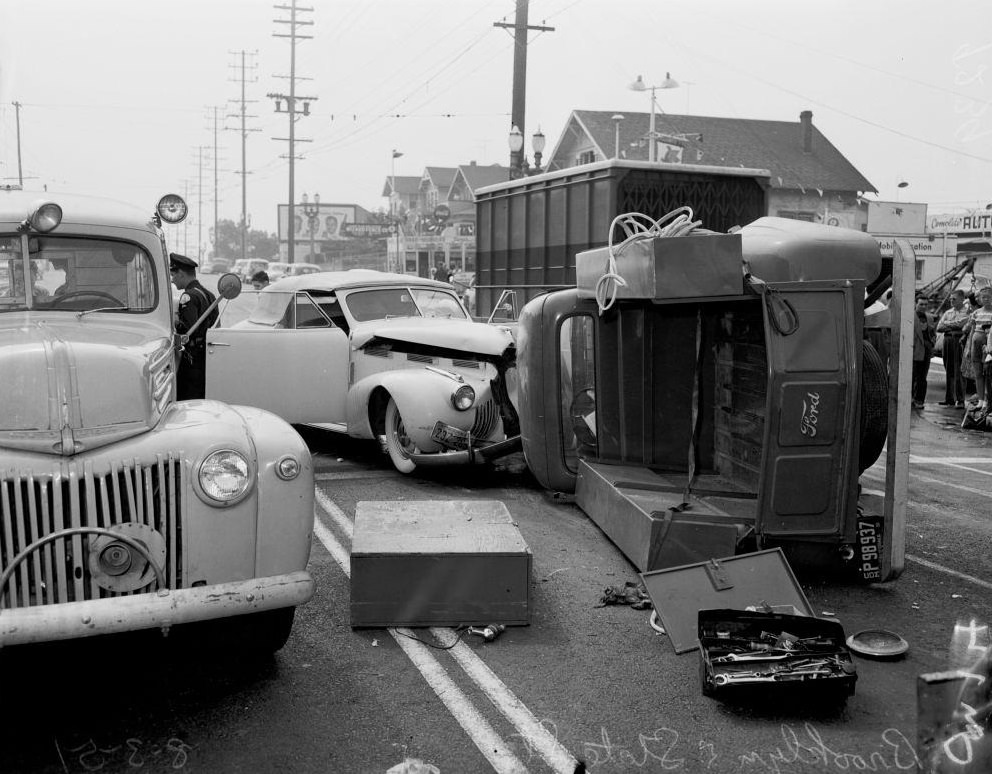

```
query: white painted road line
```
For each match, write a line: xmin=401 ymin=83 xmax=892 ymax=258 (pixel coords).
xmin=315 ymin=489 xmax=354 ymax=540
xmin=910 ymin=457 xmax=992 ymax=465
xmin=435 ymin=630 xmax=580 ymax=773
xmin=313 ymin=496 xmax=579 ymax=773
xmin=863 ymin=469 xmax=992 ymax=500
xmin=392 ymin=630 xmax=531 ymax=774
xmin=906 ymin=554 xmax=992 ymax=592
xmin=315 ymin=470 xmax=399 ymax=482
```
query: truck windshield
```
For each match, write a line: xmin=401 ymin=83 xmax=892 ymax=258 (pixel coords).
xmin=0 ymin=235 xmax=156 ymax=313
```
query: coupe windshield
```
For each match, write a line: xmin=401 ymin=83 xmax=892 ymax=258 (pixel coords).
xmin=345 ymin=287 xmax=468 ymax=322
xmin=0 ymin=235 xmax=156 ymax=313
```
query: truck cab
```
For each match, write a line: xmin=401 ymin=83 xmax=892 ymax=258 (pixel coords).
xmin=515 ymin=217 xmax=904 ymax=581
xmin=0 ymin=190 xmax=315 ymax=651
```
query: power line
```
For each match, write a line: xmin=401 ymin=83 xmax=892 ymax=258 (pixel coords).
xmin=269 ymin=0 xmax=317 ymax=265
xmin=227 ymin=50 xmax=261 ymax=263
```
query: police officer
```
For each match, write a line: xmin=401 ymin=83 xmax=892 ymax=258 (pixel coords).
xmin=170 ymin=253 xmax=217 ymax=400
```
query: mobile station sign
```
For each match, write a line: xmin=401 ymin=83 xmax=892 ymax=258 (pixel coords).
xmin=873 ymin=234 xmax=958 ymax=259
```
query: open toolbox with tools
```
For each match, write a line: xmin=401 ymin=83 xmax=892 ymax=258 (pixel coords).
xmin=698 ymin=609 xmax=858 ymax=697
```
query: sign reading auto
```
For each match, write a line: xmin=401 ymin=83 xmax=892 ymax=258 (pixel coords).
xmin=341 ymin=222 xmax=397 ymax=238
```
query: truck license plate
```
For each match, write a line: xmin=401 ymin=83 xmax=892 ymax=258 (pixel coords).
xmin=431 ymin=421 xmax=470 ymax=450
xmin=856 ymin=515 xmax=883 ymax=582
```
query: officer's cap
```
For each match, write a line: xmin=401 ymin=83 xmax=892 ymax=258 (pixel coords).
xmin=169 ymin=253 xmax=198 ymax=271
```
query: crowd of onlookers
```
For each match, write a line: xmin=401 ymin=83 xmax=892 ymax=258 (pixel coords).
xmin=913 ymin=284 xmax=992 ymax=418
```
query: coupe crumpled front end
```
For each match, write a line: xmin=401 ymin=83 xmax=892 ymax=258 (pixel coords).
xmin=347 ymin=321 xmax=521 ymax=473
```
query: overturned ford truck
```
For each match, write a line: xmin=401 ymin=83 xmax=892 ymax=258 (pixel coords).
xmin=513 ymin=214 xmax=911 ymax=583
xmin=0 ymin=190 xmax=315 ymax=650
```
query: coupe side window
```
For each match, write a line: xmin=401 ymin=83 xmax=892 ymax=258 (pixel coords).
xmin=294 ymin=293 xmax=331 ymax=329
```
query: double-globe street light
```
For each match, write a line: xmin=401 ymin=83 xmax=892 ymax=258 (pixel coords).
xmin=628 ymin=73 xmax=680 ymax=162
xmin=301 ymin=192 xmax=320 ymax=262
xmin=508 ymin=125 xmax=546 ymax=178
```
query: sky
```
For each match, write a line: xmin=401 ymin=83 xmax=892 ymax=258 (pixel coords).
xmin=1 ymin=0 xmax=990 ymax=256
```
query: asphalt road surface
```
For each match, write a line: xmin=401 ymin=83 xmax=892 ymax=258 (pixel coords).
xmin=2 ymin=350 xmax=991 ymax=773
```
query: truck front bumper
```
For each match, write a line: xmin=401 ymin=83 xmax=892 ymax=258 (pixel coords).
xmin=0 ymin=570 xmax=315 ymax=647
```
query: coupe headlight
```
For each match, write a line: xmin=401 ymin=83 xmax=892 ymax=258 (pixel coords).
xmin=451 ymin=384 xmax=476 ymax=411
xmin=198 ymin=450 xmax=251 ymax=503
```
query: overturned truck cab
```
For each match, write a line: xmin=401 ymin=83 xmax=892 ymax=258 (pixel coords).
xmin=516 ymin=216 xmax=907 ymax=582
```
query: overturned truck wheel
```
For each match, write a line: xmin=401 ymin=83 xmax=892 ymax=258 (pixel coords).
xmin=859 ymin=339 xmax=888 ymax=473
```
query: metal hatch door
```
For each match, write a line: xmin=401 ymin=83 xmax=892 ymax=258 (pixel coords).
xmin=755 ymin=283 xmax=861 ymax=539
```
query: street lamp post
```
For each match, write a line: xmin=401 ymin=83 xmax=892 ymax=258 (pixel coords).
xmin=508 ymin=125 xmax=546 ymax=177
xmin=302 ymin=192 xmax=320 ymax=262
xmin=629 ymin=73 xmax=680 ymax=162
xmin=391 ymin=149 xmax=403 ymax=273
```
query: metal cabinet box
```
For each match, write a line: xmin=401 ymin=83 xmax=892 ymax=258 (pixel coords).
xmin=350 ymin=500 xmax=531 ymax=628
xmin=576 ymin=233 xmax=744 ymax=301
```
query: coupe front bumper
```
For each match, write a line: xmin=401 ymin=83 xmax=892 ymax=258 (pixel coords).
xmin=0 ymin=570 xmax=315 ymax=647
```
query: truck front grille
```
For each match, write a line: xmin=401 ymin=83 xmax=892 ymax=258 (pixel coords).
xmin=0 ymin=455 xmax=184 ymax=610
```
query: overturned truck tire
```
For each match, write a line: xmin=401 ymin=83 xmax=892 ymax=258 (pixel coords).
xmin=859 ymin=339 xmax=888 ymax=473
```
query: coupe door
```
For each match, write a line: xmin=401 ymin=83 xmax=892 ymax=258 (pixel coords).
xmin=205 ymin=325 xmax=350 ymax=425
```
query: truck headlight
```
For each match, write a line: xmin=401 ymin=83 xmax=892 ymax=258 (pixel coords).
xmin=451 ymin=384 xmax=476 ymax=411
xmin=198 ymin=450 xmax=251 ymax=503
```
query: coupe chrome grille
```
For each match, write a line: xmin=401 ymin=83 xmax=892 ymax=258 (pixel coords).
xmin=0 ymin=455 xmax=183 ymax=610
xmin=471 ymin=398 xmax=500 ymax=441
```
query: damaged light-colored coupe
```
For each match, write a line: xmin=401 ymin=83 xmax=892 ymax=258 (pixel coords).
xmin=206 ymin=270 xmax=521 ymax=473
xmin=0 ymin=190 xmax=315 ymax=651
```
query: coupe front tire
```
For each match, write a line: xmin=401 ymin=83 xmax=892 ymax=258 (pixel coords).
xmin=384 ymin=397 xmax=418 ymax=474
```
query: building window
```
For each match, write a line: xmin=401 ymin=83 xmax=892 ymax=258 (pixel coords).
xmin=776 ymin=210 xmax=817 ymax=222
xmin=916 ymin=259 xmax=925 ymax=281
xmin=577 ymin=151 xmax=596 ymax=166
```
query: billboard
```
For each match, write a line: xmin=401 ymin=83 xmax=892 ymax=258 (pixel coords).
xmin=867 ymin=201 xmax=927 ymax=235
xmin=278 ymin=204 xmax=357 ymax=242
xmin=927 ymin=208 xmax=992 ymax=235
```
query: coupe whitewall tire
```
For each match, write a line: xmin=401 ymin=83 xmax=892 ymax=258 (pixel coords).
xmin=384 ymin=397 xmax=418 ymax=474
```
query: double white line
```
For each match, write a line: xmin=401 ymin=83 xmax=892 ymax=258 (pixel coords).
xmin=313 ymin=490 xmax=579 ymax=774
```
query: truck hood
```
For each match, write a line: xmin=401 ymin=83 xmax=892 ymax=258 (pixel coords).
xmin=0 ymin=320 xmax=174 ymax=456
xmin=351 ymin=318 xmax=513 ymax=357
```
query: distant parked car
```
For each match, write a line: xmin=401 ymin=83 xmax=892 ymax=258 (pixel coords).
xmin=231 ymin=258 xmax=270 ymax=282
xmin=205 ymin=270 xmax=520 ymax=474
xmin=283 ymin=262 xmax=322 ymax=277
xmin=204 ymin=257 xmax=231 ymax=274
xmin=267 ymin=261 xmax=292 ymax=281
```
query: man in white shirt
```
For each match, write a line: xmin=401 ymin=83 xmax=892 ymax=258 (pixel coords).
xmin=937 ymin=289 xmax=971 ymax=406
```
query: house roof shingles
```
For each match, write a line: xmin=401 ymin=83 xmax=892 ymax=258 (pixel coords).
xmin=382 ymin=175 xmax=422 ymax=197
xmin=457 ymin=164 xmax=511 ymax=193
xmin=571 ymin=109 xmax=876 ymax=194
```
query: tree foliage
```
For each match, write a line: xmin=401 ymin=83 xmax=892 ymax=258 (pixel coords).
xmin=212 ymin=219 xmax=279 ymax=261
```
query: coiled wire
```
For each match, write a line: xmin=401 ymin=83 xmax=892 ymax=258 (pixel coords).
xmin=596 ymin=207 xmax=712 ymax=315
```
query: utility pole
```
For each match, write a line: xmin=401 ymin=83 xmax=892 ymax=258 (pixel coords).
xmin=210 ymin=106 xmax=222 ymax=261
xmin=12 ymin=101 xmax=23 ymax=187
xmin=182 ymin=179 xmax=191 ymax=256
xmin=269 ymin=0 xmax=316 ymax=265
xmin=196 ymin=146 xmax=206 ymax=262
xmin=228 ymin=50 xmax=260 ymax=264
xmin=494 ymin=0 xmax=554 ymax=174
